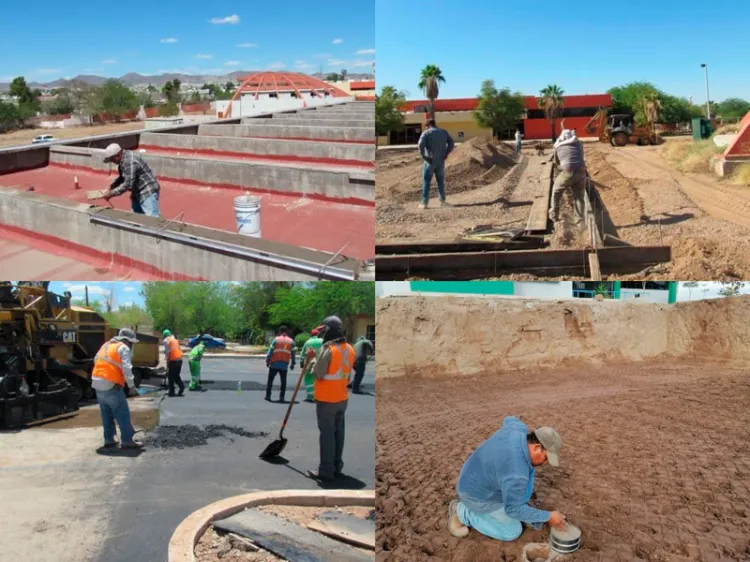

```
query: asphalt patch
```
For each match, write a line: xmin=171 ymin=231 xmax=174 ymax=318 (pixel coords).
xmin=144 ymin=424 xmax=269 ymax=449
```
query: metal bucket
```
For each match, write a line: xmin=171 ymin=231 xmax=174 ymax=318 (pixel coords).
xmin=550 ymin=523 xmax=582 ymax=554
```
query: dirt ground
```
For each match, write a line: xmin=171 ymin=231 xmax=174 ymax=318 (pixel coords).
xmin=376 ymin=137 xmax=750 ymax=280
xmin=376 ymin=361 xmax=750 ymax=562
xmin=0 ymin=122 xmax=144 ymax=149
xmin=195 ymin=505 xmax=374 ymax=561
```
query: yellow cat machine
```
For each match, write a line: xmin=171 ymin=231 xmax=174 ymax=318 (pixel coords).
xmin=0 ymin=282 xmax=161 ymax=428
xmin=585 ymin=107 xmax=659 ymax=147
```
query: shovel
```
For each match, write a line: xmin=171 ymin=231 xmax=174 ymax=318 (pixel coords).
xmin=259 ymin=366 xmax=306 ymax=459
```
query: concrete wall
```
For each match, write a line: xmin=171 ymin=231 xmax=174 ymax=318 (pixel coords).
xmin=215 ymin=97 xmax=355 ymax=119
xmin=48 ymin=146 xmax=374 ymax=202
xmin=200 ymin=123 xmax=374 ymax=142
xmin=0 ymin=145 xmax=49 ymax=175
xmin=0 ymin=189 xmax=361 ymax=281
xmin=243 ymin=117 xmax=372 ymax=129
xmin=139 ymin=133 xmax=375 ymax=164
xmin=376 ymin=295 xmax=750 ymax=378
xmin=274 ymin=112 xmax=373 ymax=121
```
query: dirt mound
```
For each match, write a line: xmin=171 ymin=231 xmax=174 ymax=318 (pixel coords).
xmin=377 ymin=137 xmax=518 ymax=202
xmin=375 ymin=295 xmax=750 ymax=378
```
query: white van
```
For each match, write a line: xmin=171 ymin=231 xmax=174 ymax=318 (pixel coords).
xmin=32 ymin=134 xmax=56 ymax=144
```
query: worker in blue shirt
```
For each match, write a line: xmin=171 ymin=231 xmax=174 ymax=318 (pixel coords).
xmin=448 ymin=416 xmax=568 ymax=541
xmin=417 ymin=118 xmax=455 ymax=210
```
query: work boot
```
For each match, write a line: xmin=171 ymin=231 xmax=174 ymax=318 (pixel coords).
xmin=448 ymin=500 xmax=469 ymax=538
xmin=178 ymin=389 xmax=184 ymax=397
xmin=440 ymin=199 xmax=453 ymax=208
xmin=306 ymin=469 xmax=334 ymax=482
xmin=121 ymin=441 xmax=143 ymax=449
xmin=417 ymin=203 xmax=427 ymax=210
xmin=352 ymin=387 xmax=364 ymax=394
xmin=102 ymin=441 xmax=119 ymax=449
xmin=264 ymin=395 xmax=271 ymax=402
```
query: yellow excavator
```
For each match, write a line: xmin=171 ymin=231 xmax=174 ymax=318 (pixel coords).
xmin=0 ymin=282 xmax=161 ymax=428
xmin=585 ymin=107 xmax=659 ymax=147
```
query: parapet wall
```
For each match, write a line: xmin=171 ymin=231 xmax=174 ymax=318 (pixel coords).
xmin=375 ymin=295 xmax=750 ymax=378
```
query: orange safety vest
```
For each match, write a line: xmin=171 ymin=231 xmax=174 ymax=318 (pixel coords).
xmin=91 ymin=341 xmax=126 ymax=387
xmin=314 ymin=342 xmax=355 ymax=403
xmin=270 ymin=335 xmax=294 ymax=364
xmin=167 ymin=336 xmax=183 ymax=361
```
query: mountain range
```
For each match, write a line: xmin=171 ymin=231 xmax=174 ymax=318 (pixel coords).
xmin=0 ymin=71 xmax=374 ymax=92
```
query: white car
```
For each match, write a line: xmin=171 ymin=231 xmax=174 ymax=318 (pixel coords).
xmin=31 ymin=134 xmax=56 ymax=144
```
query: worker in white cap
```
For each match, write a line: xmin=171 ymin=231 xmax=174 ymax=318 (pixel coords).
xmin=91 ymin=328 xmax=143 ymax=449
xmin=100 ymin=143 xmax=161 ymax=217
xmin=448 ymin=416 xmax=567 ymax=541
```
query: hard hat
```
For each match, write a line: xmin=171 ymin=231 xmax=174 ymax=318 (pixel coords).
xmin=163 ymin=329 xmax=171 ymax=337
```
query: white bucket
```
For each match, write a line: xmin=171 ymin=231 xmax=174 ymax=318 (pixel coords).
xmin=234 ymin=195 xmax=262 ymax=238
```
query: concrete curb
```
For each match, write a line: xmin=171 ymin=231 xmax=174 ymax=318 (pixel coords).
xmin=168 ymin=488 xmax=375 ymax=562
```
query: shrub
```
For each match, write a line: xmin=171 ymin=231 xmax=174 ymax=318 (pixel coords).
xmin=158 ymin=101 xmax=179 ymax=117
xmin=294 ymin=332 xmax=310 ymax=349
xmin=731 ymin=163 xmax=750 ymax=186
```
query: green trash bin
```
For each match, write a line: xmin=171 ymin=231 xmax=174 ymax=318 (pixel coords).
xmin=692 ymin=117 xmax=712 ymax=140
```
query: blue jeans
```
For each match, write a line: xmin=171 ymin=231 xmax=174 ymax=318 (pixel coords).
xmin=96 ymin=386 xmax=135 ymax=444
xmin=457 ymin=469 xmax=535 ymax=541
xmin=422 ymin=161 xmax=445 ymax=205
xmin=516 ymin=140 xmax=522 ymax=154
xmin=132 ymin=192 xmax=160 ymax=217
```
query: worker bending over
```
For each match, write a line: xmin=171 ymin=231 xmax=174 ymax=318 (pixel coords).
xmin=91 ymin=328 xmax=142 ymax=449
xmin=163 ymin=330 xmax=185 ymax=397
xmin=265 ymin=326 xmax=296 ymax=402
xmin=301 ymin=328 xmax=324 ymax=402
xmin=549 ymin=130 xmax=586 ymax=224
xmin=307 ymin=316 xmax=355 ymax=482
xmin=188 ymin=341 xmax=206 ymax=391
xmin=417 ymin=119 xmax=455 ymax=210
xmin=449 ymin=416 xmax=567 ymax=541
xmin=101 ymin=143 xmax=161 ymax=217
xmin=349 ymin=335 xmax=373 ymax=394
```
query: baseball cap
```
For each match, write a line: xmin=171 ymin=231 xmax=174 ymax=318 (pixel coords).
xmin=102 ymin=143 xmax=122 ymax=163
xmin=115 ymin=328 xmax=139 ymax=344
xmin=535 ymin=427 xmax=562 ymax=466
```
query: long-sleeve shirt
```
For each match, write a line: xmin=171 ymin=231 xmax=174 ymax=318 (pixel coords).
xmin=189 ymin=344 xmax=205 ymax=362
xmin=418 ymin=127 xmax=455 ymax=167
xmin=91 ymin=342 xmax=135 ymax=391
xmin=266 ymin=337 xmax=296 ymax=371
xmin=301 ymin=337 xmax=323 ymax=373
xmin=110 ymin=150 xmax=160 ymax=205
xmin=353 ymin=338 xmax=373 ymax=360
xmin=456 ymin=416 xmax=551 ymax=525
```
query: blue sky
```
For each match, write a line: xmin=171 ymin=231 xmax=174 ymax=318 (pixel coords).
xmin=376 ymin=0 xmax=749 ymax=102
xmin=49 ymin=282 xmax=145 ymax=309
xmin=0 ymin=0 xmax=374 ymax=83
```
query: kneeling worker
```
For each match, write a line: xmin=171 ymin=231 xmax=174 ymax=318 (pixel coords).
xmin=307 ymin=316 xmax=355 ymax=481
xmin=449 ymin=416 xmax=567 ymax=541
xmin=91 ymin=328 xmax=142 ymax=449
xmin=188 ymin=340 xmax=206 ymax=391
xmin=100 ymin=143 xmax=161 ymax=217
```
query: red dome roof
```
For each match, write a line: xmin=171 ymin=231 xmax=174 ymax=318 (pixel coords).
xmin=233 ymin=71 xmax=349 ymax=98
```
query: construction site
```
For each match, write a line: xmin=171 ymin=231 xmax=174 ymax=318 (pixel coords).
xmin=375 ymin=290 xmax=750 ymax=562
xmin=375 ymin=118 xmax=750 ymax=281
xmin=0 ymin=281 xmax=376 ymax=562
xmin=0 ymin=73 xmax=375 ymax=281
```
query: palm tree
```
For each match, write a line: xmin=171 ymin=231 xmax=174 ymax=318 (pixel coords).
xmin=418 ymin=65 xmax=445 ymax=120
xmin=539 ymin=84 xmax=565 ymax=142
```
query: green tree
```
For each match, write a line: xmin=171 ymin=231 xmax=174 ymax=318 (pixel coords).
xmin=418 ymin=64 xmax=445 ymax=120
xmin=138 ymin=92 xmax=156 ymax=108
xmin=224 ymin=81 xmax=235 ymax=92
xmin=473 ymin=80 xmax=526 ymax=138
xmin=0 ymin=101 xmax=23 ymax=133
xmin=231 ymin=282 xmax=296 ymax=342
xmin=539 ymin=84 xmax=565 ymax=142
xmin=10 ymin=76 xmax=37 ymax=105
xmin=43 ymin=91 xmax=75 ymax=115
xmin=718 ymin=282 xmax=746 ymax=298
xmin=189 ymin=91 xmax=202 ymax=103
xmin=162 ymin=79 xmax=182 ymax=104
xmin=326 ymin=73 xmax=341 ymax=82
xmin=683 ymin=281 xmax=699 ymax=301
xmin=375 ymin=85 xmax=406 ymax=141
xmin=158 ymin=101 xmax=179 ymax=116
xmin=715 ymin=98 xmax=750 ymax=120
xmin=99 ymin=80 xmax=139 ymax=119
xmin=659 ymin=95 xmax=693 ymax=125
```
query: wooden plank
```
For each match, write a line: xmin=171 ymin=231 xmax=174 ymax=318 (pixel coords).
xmin=582 ymin=175 xmax=603 ymax=248
xmin=307 ymin=511 xmax=375 ymax=550
xmin=213 ymin=508 xmax=374 ymax=562
xmin=525 ymin=163 xmax=554 ymax=232
xmin=603 ymin=233 xmax=632 ymax=247
xmin=375 ymin=246 xmax=671 ymax=280
xmin=376 ymin=238 xmax=544 ymax=255
xmin=588 ymin=252 xmax=602 ymax=280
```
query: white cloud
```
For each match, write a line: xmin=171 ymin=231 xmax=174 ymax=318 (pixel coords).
xmin=210 ymin=14 xmax=240 ymax=24
xmin=327 ymin=59 xmax=346 ymax=67
xmin=313 ymin=53 xmax=331 ymax=59
xmin=332 ymin=38 xmax=343 ymax=45
xmin=117 ymin=300 xmax=134 ymax=309
xmin=101 ymin=59 xmax=117 ymax=64
xmin=352 ymin=60 xmax=375 ymax=67
xmin=237 ymin=43 xmax=258 ymax=48
xmin=30 ymin=68 xmax=63 ymax=76
xmin=63 ymin=283 xmax=109 ymax=297
xmin=124 ymin=286 xmax=136 ymax=293
xmin=267 ymin=61 xmax=286 ymax=69
xmin=161 ymin=37 xmax=179 ymax=43
xmin=296 ymin=61 xmax=316 ymax=70
xmin=196 ymin=54 xmax=213 ymax=59
xmin=224 ymin=61 xmax=241 ymax=67
xmin=356 ymin=48 xmax=375 ymax=55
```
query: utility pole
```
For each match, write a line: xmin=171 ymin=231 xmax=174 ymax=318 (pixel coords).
xmin=700 ymin=63 xmax=711 ymax=120
xmin=85 ymin=285 xmax=89 ymax=307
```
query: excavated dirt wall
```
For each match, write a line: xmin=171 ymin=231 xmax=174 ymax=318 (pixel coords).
xmin=376 ymin=294 xmax=750 ymax=377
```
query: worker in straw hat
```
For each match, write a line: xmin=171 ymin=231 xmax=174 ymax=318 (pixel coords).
xmin=91 ymin=328 xmax=143 ymax=449
xmin=99 ymin=143 xmax=161 ymax=217
xmin=448 ymin=416 xmax=567 ymax=541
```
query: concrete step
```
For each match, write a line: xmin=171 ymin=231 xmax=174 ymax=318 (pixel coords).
xmin=274 ymin=112 xmax=373 ymax=121
xmin=141 ymin=132 xmax=374 ymax=167
xmin=242 ymin=117 xmax=373 ymax=129
xmin=201 ymin=123 xmax=374 ymax=143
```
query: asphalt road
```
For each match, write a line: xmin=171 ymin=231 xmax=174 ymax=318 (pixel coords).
xmin=95 ymin=357 xmax=375 ymax=562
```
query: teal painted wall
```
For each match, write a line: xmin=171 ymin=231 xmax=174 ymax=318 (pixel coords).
xmin=668 ymin=282 xmax=678 ymax=304
xmin=409 ymin=281 xmax=514 ymax=295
